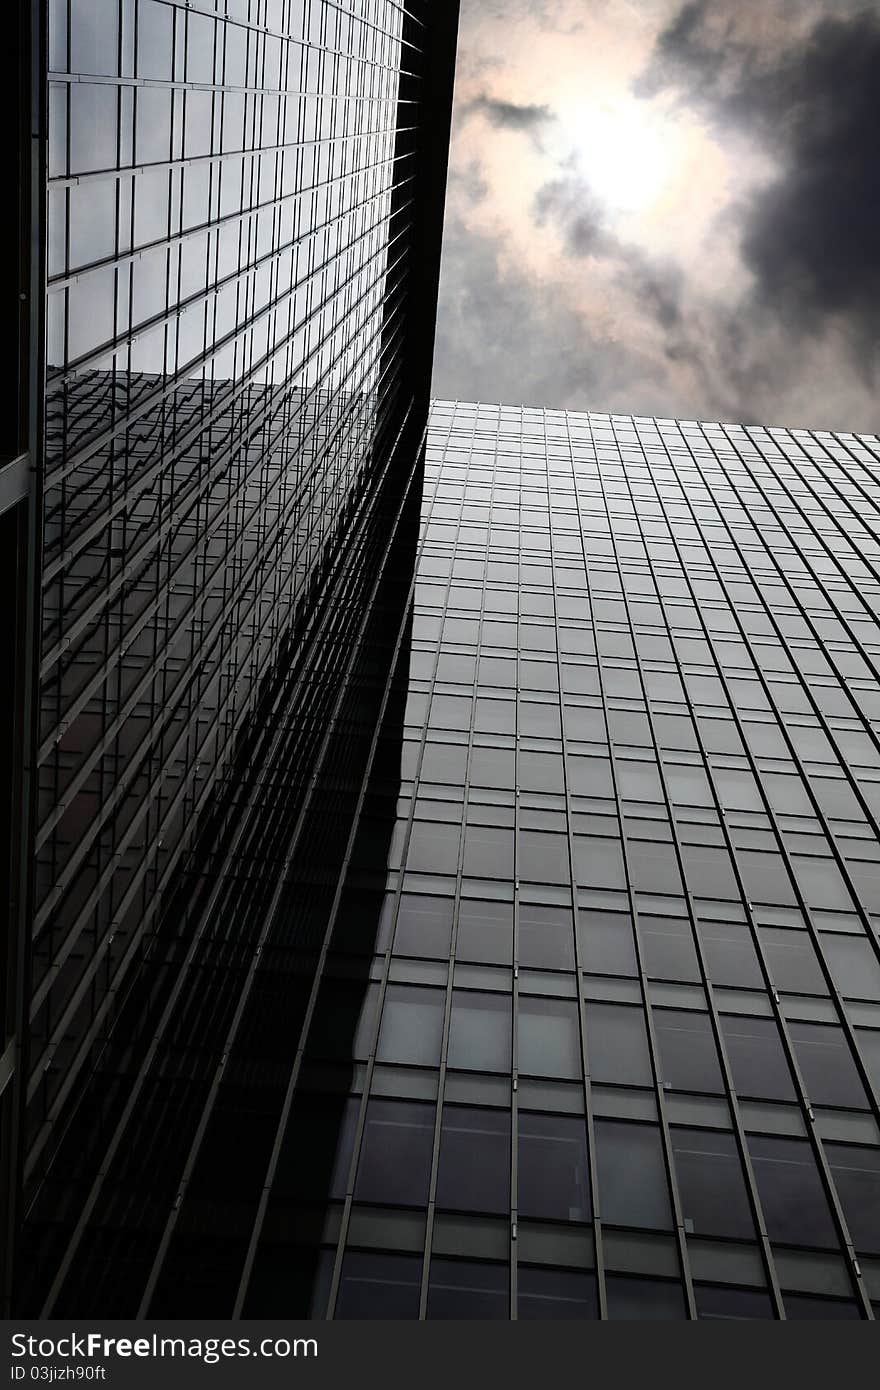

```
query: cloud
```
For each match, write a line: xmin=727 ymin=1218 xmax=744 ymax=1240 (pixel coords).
xmin=433 ymin=0 xmax=880 ymax=432
xmin=642 ymin=3 xmax=880 ymax=342
xmin=464 ymin=94 xmax=555 ymax=134
xmin=532 ymin=173 xmax=605 ymax=256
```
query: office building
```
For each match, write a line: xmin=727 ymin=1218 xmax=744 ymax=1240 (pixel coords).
xmin=126 ymin=398 xmax=880 ymax=1321
xmin=2 ymin=0 xmax=459 ymax=1313
xmin=5 ymin=2 xmax=880 ymax=1327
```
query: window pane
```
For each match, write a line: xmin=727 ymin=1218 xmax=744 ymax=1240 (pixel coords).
xmin=789 ymin=1022 xmax=870 ymax=1109
xmin=759 ymin=927 xmax=825 ymax=994
xmin=578 ymin=910 xmax=638 ymax=976
xmin=448 ymin=991 xmax=512 ymax=1072
xmin=573 ymin=836 xmax=626 ymax=891
xmin=336 ymin=1252 xmax=421 ymax=1319
xmin=595 ymin=1121 xmax=672 ymax=1230
xmin=825 ymin=1143 xmax=880 ymax=1255
xmin=822 ymin=935 xmax=880 ymax=1001
xmin=436 ymin=1107 xmax=510 ymax=1215
xmin=354 ymin=1100 xmax=435 ymax=1208
xmin=747 ymin=1135 xmax=839 ymax=1249
xmin=605 ymin=1275 xmax=686 ymax=1320
xmin=407 ymin=821 xmax=460 ymax=874
xmin=456 ymin=901 xmax=514 ymax=966
xmin=427 ymin=1259 xmax=508 ymax=1319
xmin=517 ymin=1266 xmax=597 ymax=1320
xmin=518 ymin=997 xmax=581 ymax=1078
xmin=719 ymin=1014 xmax=797 ymax=1102
xmin=518 ymin=1113 xmax=591 ymax=1222
xmin=671 ymin=1127 xmax=756 ymax=1239
xmin=393 ymin=894 xmax=454 ymax=959
xmin=376 ymin=985 xmax=445 ymax=1067
xmin=697 ymin=920 xmax=763 ymax=988
xmin=695 ymin=1284 xmax=774 ymax=1319
xmin=638 ymin=915 xmax=700 ymax=981
xmin=463 ymin=826 xmax=514 ymax=879
xmin=783 ymin=1293 xmax=861 ymax=1320
xmin=653 ymin=1010 xmax=725 ymax=1093
xmin=519 ymin=903 xmax=575 ymax=970
xmin=518 ymin=830 xmax=570 ymax=884
xmin=584 ymin=1002 xmax=653 ymax=1087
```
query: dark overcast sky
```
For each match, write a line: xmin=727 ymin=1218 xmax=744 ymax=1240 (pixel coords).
xmin=431 ymin=0 xmax=880 ymax=432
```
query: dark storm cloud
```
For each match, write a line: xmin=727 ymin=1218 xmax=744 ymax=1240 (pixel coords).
xmin=643 ymin=3 xmax=880 ymax=342
xmin=465 ymin=94 xmax=554 ymax=133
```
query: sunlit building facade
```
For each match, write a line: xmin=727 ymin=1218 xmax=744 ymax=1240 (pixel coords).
xmin=2 ymin=0 xmax=459 ymax=1313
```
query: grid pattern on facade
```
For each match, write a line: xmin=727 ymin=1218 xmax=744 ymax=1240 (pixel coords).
xmin=28 ymin=0 xmax=430 ymax=1189
xmin=231 ymin=400 xmax=880 ymax=1320
xmin=19 ymin=417 xmax=424 ymax=1317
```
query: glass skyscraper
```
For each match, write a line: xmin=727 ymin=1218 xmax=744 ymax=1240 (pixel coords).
xmin=2 ymin=0 xmax=459 ymax=1314
xmin=276 ymin=399 xmax=877 ymax=1322
xmin=5 ymin=2 xmax=880 ymax=1328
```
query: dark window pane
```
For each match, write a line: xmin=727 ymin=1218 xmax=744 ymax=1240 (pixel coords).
xmin=307 ymin=980 xmax=380 ymax=1063
xmin=671 ymin=1127 xmax=756 ymax=1239
xmin=605 ymin=1275 xmax=686 ymax=1320
xmin=518 ymin=1266 xmax=598 ymax=1319
xmin=697 ymin=920 xmax=763 ymax=988
xmin=653 ymin=1010 xmax=725 ymax=1093
xmin=407 ymin=821 xmax=460 ymax=874
xmin=456 ymin=901 xmax=514 ymax=966
xmin=436 ymin=1106 xmax=510 ymax=1215
xmin=759 ymin=927 xmax=825 ymax=994
xmin=783 ymin=1294 xmax=861 ymax=1320
xmin=273 ymin=1096 xmax=358 ymax=1201
xmin=427 ymin=1259 xmax=508 ymax=1319
xmin=519 ymin=903 xmax=575 ymax=970
xmin=789 ymin=1022 xmax=870 ymax=1109
xmin=578 ymin=911 xmax=638 ymax=976
xmin=448 ymin=991 xmax=512 ymax=1071
xmin=518 ymin=830 xmax=571 ymax=884
xmin=595 ymin=1120 xmax=672 ymax=1230
xmin=336 ymin=1252 xmax=421 ymax=1320
xmin=573 ymin=836 xmax=626 ymax=891
xmin=822 ymin=935 xmax=880 ymax=1001
xmin=354 ymin=1100 xmax=435 ymax=1208
xmin=695 ymin=1284 xmax=774 ymax=1319
xmin=719 ymin=1014 xmax=797 ymax=1102
xmin=463 ymin=826 xmax=514 ymax=879
xmin=747 ymin=1135 xmax=839 ymax=1249
xmin=518 ymin=997 xmax=581 ymax=1078
xmin=393 ymin=894 xmax=454 ymax=959
xmin=376 ymin=985 xmax=445 ymax=1067
xmin=825 ymin=1143 xmax=880 ymax=1255
xmin=638 ymin=915 xmax=700 ymax=981
xmin=518 ymin=1113 xmax=591 ymax=1222
xmin=584 ymin=1002 xmax=653 ymax=1087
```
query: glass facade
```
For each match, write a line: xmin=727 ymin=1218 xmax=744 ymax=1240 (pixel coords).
xmin=3 ymin=0 xmax=458 ymax=1314
xmin=64 ymin=394 xmax=877 ymax=1322
xmin=6 ymin=0 xmax=880 ymax=1330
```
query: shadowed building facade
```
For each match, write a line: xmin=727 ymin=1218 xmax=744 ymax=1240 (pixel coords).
xmin=2 ymin=0 xmax=459 ymax=1314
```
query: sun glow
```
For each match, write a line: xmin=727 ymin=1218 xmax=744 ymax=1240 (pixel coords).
xmin=557 ymin=98 xmax=679 ymax=216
